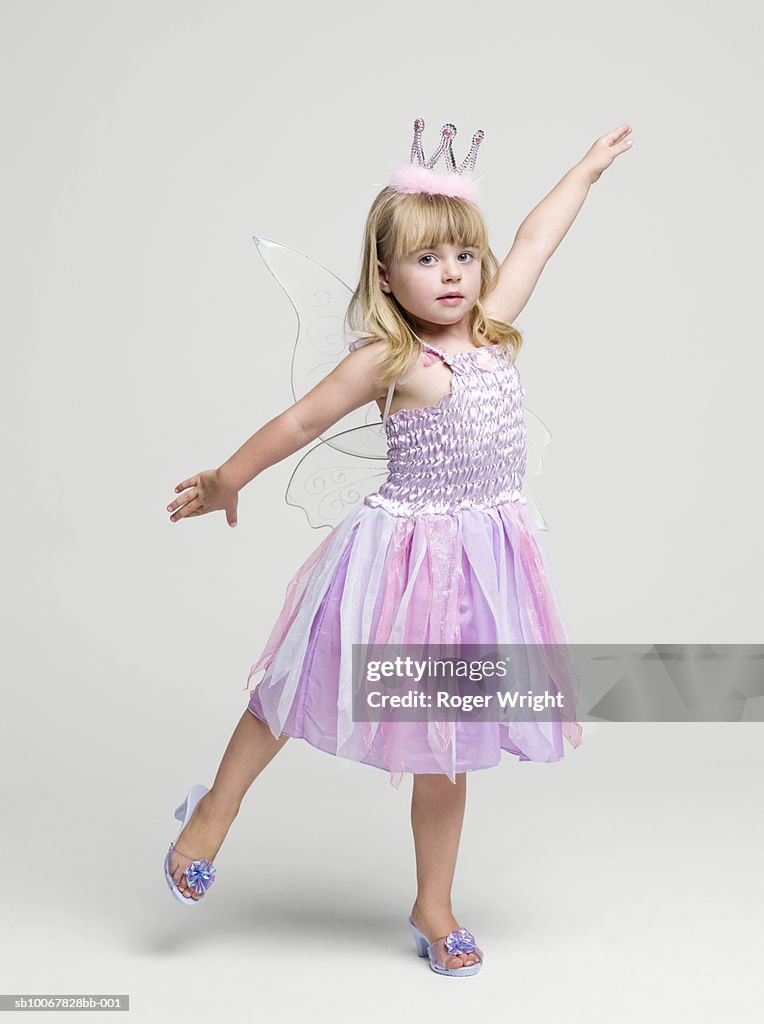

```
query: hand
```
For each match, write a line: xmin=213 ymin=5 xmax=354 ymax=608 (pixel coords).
xmin=578 ymin=123 xmax=633 ymax=184
xmin=166 ymin=468 xmax=240 ymax=527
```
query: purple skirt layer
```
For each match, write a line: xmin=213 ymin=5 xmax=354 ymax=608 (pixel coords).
xmin=245 ymin=499 xmax=583 ymax=788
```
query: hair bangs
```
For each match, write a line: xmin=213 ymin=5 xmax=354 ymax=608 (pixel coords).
xmin=388 ymin=193 xmax=488 ymax=264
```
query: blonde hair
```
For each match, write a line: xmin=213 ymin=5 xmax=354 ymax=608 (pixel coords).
xmin=346 ymin=188 xmax=523 ymax=390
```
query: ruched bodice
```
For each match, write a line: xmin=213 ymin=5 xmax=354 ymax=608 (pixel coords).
xmin=364 ymin=341 xmax=528 ymax=517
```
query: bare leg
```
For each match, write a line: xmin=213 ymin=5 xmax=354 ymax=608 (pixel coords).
xmin=409 ymin=772 xmax=480 ymax=968
xmin=168 ymin=709 xmax=289 ymax=900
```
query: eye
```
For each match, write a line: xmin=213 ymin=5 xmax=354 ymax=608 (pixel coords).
xmin=458 ymin=251 xmax=476 ymax=262
xmin=418 ymin=254 xmax=435 ymax=266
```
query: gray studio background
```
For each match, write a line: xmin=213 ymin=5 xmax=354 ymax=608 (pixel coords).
xmin=1 ymin=1 xmax=761 ymax=1022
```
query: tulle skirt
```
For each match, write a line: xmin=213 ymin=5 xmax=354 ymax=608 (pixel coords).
xmin=245 ymin=499 xmax=583 ymax=788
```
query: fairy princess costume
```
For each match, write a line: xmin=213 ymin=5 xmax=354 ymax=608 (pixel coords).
xmin=244 ymin=120 xmax=583 ymax=789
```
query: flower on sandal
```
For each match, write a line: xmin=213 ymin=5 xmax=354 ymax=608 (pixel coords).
xmin=184 ymin=858 xmax=216 ymax=894
xmin=444 ymin=928 xmax=478 ymax=956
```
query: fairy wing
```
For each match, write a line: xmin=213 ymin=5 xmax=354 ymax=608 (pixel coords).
xmin=253 ymin=236 xmax=385 ymax=438
xmin=253 ymin=235 xmax=555 ymax=532
xmin=253 ymin=236 xmax=389 ymax=530
xmin=523 ymin=408 xmax=554 ymax=531
xmin=284 ymin=423 xmax=391 ymax=529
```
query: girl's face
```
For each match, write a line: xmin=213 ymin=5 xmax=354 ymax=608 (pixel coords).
xmin=378 ymin=242 xmax=482 ymax=332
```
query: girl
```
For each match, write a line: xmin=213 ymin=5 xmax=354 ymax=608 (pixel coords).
xmin=163 ymin=118 xmax=632 ymax=977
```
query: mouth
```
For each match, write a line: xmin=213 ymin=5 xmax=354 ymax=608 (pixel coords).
xmin=437 ymin=293 xmax=464 ymax=301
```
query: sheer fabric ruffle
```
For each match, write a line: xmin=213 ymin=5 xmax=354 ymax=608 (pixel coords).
xmin=245 ymin=498 xmax=582 ymax=789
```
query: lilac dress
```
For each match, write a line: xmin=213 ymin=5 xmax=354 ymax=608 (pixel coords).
xmin=246 ymin=339 xmax=583 ymax=788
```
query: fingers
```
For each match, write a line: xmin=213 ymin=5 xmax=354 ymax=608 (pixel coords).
xmin=167 ymin=486 xmax=198 ymax=520
xmin=612 ymin=130 xmax=633 ymax=156
xmin=166 ymin=469 xmax=234 ymax=525
xmin=605 ymin=123 xmax=631 ymax=145
xmin=167 ymin=475 xmax=198 ymax=513
xmin=170 ymin=496 xmax=204 ymax=521
xmin=167 ymin=484 xmax=206 ymax=521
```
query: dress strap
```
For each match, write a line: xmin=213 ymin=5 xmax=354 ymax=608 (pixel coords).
xmin=420 ymin=340 xmax=446 ymax=358
xmin=382 ymin=380 xmax=396 ymax=428
xmin=418 ymin=339 xmax=453 ymax=366
xmin=382 ymin=340 xmax=452 ymax=426
xmin=351 ymin=337 xmax=398 ymax=429
xmin=353 ymin=336 xmax=449 ymax=427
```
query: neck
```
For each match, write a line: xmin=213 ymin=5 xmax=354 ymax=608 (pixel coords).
xmin=409 ymin=318 xmax=475 ymax=349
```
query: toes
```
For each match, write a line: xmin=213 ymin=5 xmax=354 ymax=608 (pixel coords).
xmin=178 ymin=873 xmax=203 ymax=899
xmin=181 ymin=883 xmax=200 ymax=900
xmin=171 ymin=859 xmax=193 ymax=897
xmin=169 ymin=851 xmax=205 ymax=899
xmin=175 ymin=868 xmax=202 ymax=900
xmin=447 ymin=953 xmax=478 ymax=968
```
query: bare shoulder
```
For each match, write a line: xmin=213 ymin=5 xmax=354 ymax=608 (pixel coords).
xmin=347 ymin=335 xmax=392 ymax=363
xmin=346 ymin=336 xmax=393 ymax=392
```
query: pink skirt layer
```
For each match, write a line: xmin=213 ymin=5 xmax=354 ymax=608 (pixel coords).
xmin=245 ymin=499 xmax=583 ymax=788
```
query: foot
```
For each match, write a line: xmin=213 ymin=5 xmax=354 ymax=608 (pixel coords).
xmin=168 ymin=790 xmax=238 ymax=901
xmin=410 ymin=900 xmax=482 ymax=970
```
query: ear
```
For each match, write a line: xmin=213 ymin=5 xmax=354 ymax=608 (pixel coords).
xmin=377 ymin=259 xmax=392 ymax=295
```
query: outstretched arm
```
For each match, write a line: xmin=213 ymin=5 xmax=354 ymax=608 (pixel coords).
xmin=166 ymin=339 xmax=391 ymax=526
xmin=483 ymin=123 xmax=633 ymax=325
xmin=216 ymin=339 xmax=389 ymax=491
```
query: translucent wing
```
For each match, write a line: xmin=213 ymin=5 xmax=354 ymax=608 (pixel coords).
xmin=253 ymin=236 xmax=387 ymax=440
xmin=523 ymin=408 xmax=554 ymax=531
xmin=285 ymin=424 xmax=390 ymax=529
xmin=253 ymin=236 xmax=389 ymax=531
xmin=254 ymin=235 xmax=555 ymax=533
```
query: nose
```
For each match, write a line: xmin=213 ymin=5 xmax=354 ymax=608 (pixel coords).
xmin=443 ymin=262 xmax=462 ymax=282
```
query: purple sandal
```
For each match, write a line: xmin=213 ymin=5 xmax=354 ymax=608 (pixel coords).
xmin=164 ymin=784 xmax=217 ymax=905
xmin=408 ymin=916 xmax=484 ymax=976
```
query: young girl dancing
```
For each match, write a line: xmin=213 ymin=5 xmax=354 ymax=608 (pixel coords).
xmin=163 ymin=117 xmax=631 ymax=976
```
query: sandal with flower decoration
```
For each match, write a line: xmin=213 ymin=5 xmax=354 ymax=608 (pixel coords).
xmin=163 ymin=784 xmax=217 ymax=905
xmin=408 ymin=916 xmax=484 ymax=977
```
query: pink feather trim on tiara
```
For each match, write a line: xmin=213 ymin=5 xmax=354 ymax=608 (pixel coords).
xmin=388 ymin=162 xmax=480 ymax=202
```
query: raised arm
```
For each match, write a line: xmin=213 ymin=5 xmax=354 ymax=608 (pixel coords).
xmin=483 ymin=123 xmax=633 ymax=325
